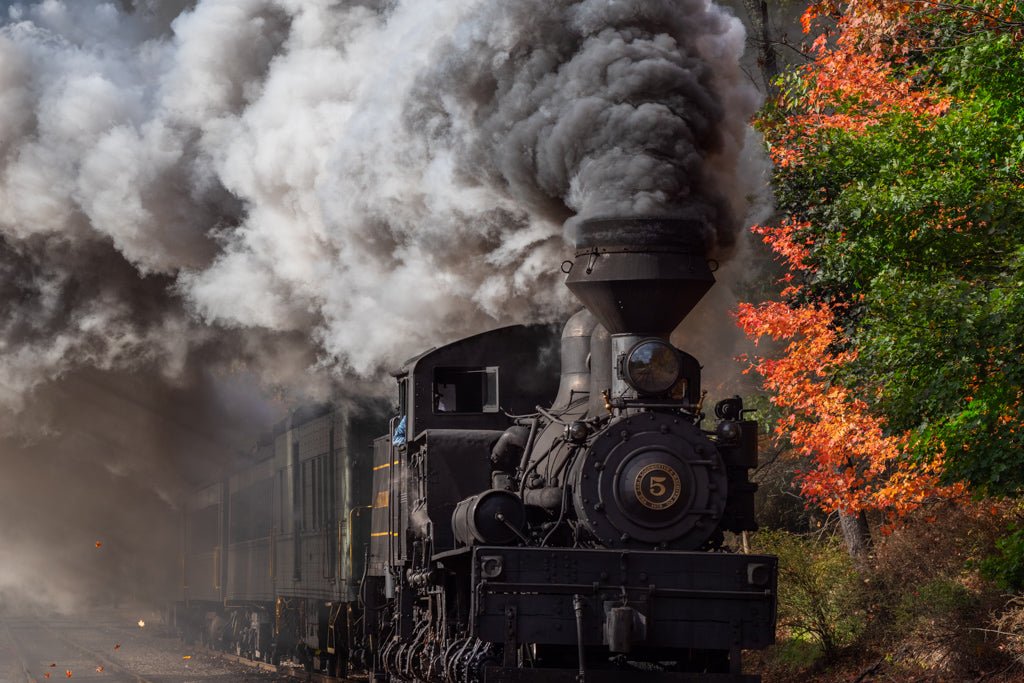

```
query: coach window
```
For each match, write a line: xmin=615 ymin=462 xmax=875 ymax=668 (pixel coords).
xmin=433 ymin=366 xmax=499 ymax=414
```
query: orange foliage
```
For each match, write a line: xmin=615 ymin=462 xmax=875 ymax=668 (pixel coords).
xmin=802 ymin=0 xmax=1024 ymax=43
xmin=737 ymin=221 xmax=965 ymax=518
xmin=771 ymin=0 xmax=952 ymax=168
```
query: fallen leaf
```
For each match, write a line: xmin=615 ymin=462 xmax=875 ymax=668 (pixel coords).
xmin=182 ymin=655 xmax=191 ymax=660
xmin=113 ymin=643 xmax=120 ymax=650
xmin=94 ymin=541 xmax=102 ymax=549
xmin=43 ymin=674 xmax=50 ymax=679
xmin=95 ymin=666 xmax=103 ymax=673
xmin=65 ymin=671 xmax=72 ymax=678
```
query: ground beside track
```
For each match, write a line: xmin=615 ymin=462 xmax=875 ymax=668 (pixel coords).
xmin=0 ymin=610 xmax=286 ymax=683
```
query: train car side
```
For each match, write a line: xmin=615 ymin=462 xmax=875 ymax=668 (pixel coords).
xmin=176 ymin=402 xmax=384 ymax=674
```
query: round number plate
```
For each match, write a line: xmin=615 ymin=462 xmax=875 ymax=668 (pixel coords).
xmin=633 ymin=463 xmax=682 ymax=511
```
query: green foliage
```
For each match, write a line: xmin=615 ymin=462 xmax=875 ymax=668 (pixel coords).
xmin=762 ymin=16 xmax=1024 ymax=494
xmin=936 ymin=30 xmax=1024 ymax=119
xmin=752 ymin=529 xmax=864 ymax=659
xmin=981 ymin=524 xmax=1024 ymax=590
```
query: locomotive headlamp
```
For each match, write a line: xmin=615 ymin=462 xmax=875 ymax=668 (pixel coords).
xmin=566 ymin=420 xmax=590 ymax=444
xmin=716 ymin=420 xmax=742 ymax=443
xmin=623 ymin=339 xmax=682 ymax=395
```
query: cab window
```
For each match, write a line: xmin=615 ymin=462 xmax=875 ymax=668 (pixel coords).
xmin=433 ymin=366 xmax=499 ymax=413
xmin=397 ymin=377 xmax=408 ymax=415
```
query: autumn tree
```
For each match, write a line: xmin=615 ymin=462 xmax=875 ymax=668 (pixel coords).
xmin=742 ymin=0 xmax=1024 ymax=549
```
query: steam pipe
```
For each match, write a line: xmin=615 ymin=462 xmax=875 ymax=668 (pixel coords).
xmin=517 ymin=415 xmax=539 ymax=493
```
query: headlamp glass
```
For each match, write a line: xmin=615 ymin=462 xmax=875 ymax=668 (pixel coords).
xmin=624 ymin=340 xmax=682 ymax=395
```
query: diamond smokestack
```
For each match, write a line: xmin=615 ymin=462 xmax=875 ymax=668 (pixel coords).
xmin=564 ymin=216 xmax=715 ymax=336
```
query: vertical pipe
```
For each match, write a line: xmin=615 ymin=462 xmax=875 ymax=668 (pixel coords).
xmin=572 ymin=594 xmax=586 ymax=683
xmin=516 ymin=415 xmax=539 ymax=485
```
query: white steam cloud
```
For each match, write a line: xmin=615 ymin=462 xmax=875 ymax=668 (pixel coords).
xmin=0 ymin=0 xmax=759 ymax=406
xmin=0 ymin=0 xmax=763 ymax=610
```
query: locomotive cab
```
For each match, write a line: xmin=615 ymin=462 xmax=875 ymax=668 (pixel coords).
xmin=393 ymin=324 xmax=561 ymax=437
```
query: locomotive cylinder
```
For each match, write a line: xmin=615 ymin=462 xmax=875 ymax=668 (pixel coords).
xmin=452 ymin=489 xmax=526 ymax=546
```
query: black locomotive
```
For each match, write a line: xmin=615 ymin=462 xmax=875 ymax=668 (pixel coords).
xmin=177 ymin=217 xmax=777 ymax=682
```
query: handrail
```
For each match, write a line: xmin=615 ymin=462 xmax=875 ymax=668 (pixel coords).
xmin=347 ymin=505 xmax=372 ymax=581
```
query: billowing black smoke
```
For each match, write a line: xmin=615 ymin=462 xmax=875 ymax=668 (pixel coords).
xmin=0 ymin=0 xmax=763 ymax=611
xmin=411 ymin=0 xmax=759 ymax=255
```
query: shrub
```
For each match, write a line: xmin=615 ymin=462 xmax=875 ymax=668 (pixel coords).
xmin=752 ymin=529 xmax=864 ymax=659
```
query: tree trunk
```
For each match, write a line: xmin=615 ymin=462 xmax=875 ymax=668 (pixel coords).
xmin=838 ymin=509 xmax=872 ymax=564
xmin=742 ymin=0 xmax=782 ymax=96
xmin=758 ymin=0 xmax=780 ymax=96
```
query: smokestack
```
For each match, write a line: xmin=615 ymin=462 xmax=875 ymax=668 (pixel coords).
xmin=564 ymin=216 xmax=715 ymax=337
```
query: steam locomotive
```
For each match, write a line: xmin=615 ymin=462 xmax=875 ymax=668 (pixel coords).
xmin=177 ymin=217 xmax=777 ymax=682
